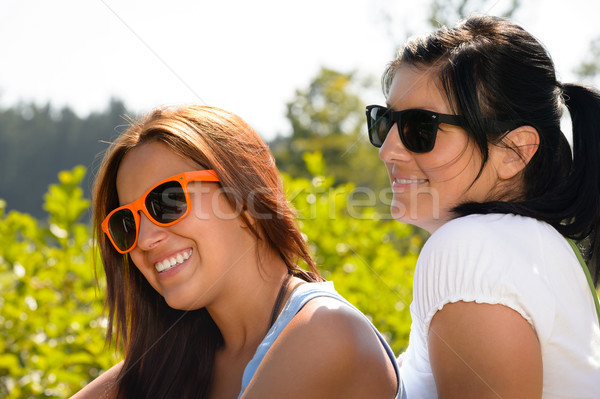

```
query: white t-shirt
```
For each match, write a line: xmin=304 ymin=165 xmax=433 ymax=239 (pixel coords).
xmin=399 ymin=213 xmax=600 ymax=399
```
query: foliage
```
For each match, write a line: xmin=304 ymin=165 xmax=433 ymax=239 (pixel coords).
xmin=270 ymin=67 xmax=390 ymax=192
xmin=0 ymin=167 xmax=120 ymax=399
xmin=0 ymin=158 xmax=419 ymax=396
xmin=283 ymin=152 xmax=419 ymax=353
xmin=271 ymin=68 xmax=421 ymax=350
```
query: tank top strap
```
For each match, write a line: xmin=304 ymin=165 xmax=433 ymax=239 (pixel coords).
xmin=239 ymin=281 xmax=404 ymax=398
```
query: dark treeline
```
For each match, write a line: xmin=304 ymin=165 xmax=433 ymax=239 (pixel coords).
xmin=0 ymin=69 xmax=391 ymax=222
xmin=0 ymin=67 xmax=395 ymax=222
xmin=0 ymin=98 xmax=131 ymax=220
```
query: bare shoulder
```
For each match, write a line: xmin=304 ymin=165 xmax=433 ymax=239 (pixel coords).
xmin=69 ymin=360 xmax=123 ymax=399
xmin=242 ymin=296 xmax=397 ymax=399
xmin=429 ymin=301 xmax=542 ymax=399
xmin=293 ymin=296 xmax=385 ymax=349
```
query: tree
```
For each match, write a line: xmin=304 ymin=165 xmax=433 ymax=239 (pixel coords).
xmin=0 ymin=98 xmax=129 ymax=220
xmin=575 ymin=36 xmax=600 ymax=83
xmin=270 ymin=67 xmax=390 ymax=194
xmin=427 ymin=0 xmax=521 ymax=28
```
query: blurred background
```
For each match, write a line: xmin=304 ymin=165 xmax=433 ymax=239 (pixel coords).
xmin=2 ymin=0 xmax=600 ymax=217
xmin=1 ymin=0 xmax=599 ymax=397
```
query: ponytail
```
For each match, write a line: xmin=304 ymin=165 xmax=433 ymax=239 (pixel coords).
xmin=457 ymin=84 xmax=600 ymax=285
xmin=560 ymin=83 xmax=600 ymax=284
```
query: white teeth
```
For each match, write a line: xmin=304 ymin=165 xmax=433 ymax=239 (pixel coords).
xmin=155 ymin=250 xmax=192 ymax=273
xmin=396 ymin=178 xmax=427 ymax=184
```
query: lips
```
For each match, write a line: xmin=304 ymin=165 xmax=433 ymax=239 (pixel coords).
xmin=394 ymin=177 xmax=428 ymax=184
xmin=154 ymin=249 xmax=192 ymax=273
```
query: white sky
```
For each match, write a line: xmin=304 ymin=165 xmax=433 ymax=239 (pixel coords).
xmin=0 ymin=0 xmax=599 ymax=141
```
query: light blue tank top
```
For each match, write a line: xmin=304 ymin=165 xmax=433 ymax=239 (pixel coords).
xmin=238 ymin=281 xmax=405 ymax=398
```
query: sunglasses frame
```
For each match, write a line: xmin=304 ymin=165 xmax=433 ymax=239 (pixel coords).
xmin=101 ymin=169 xmax=220 ymax=254
xmin=366 ymin=105 xmax=466 ymax=153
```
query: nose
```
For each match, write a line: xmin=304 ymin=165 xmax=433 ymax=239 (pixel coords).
xmin=378 ymin=123 xmax=411 ymax=163
xmin=136 ymin=212 xmax=167 ymax=251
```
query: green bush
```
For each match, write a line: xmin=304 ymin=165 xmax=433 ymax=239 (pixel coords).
xmin=283 ymin=152 xmax=417 ymax=352
xmin=0 ymin=160 xmax=419 ymax=396
xmin=0 ymin=167 xmax=120 ymax=398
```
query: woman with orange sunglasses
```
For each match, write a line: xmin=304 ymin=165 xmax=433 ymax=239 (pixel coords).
xmin=71 ymin=105 xmax=401 ymax=398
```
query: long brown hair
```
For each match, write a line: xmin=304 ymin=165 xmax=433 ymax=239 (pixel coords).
xmin=93 ymin=105 xmax=321 ymax=398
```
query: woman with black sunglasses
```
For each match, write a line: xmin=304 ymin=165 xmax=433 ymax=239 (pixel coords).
xmin=367 ymin=14 xmax=600 ymax=398
xmin=71 ymin=105 xmax=400 ymax=398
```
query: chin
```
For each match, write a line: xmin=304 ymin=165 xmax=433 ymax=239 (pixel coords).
xmin=390 ymin=203 xmax=441 ymax=233
xmin=163 ymin=295 xmax=204 ymax=311
xmin=390 ymin=200 xmax=421 ymax=225
xmin=390 ymin=199 xmax=407 ymax=218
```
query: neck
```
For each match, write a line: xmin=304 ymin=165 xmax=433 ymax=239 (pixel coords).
xmin=206 ymin=247 xmax=291 ymax=355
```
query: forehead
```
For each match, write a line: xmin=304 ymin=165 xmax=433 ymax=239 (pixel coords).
xmin=115 ymin=141 xmax=200 ymax=204
xmin=386 ymin=65 xmax=450 ymax=113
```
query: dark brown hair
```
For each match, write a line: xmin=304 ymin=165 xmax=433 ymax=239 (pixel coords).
xmin=93 ymin=104 xmax=321 ymax=398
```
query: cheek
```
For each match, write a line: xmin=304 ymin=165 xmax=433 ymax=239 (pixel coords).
xmin=418 ymin=142 xmax=481 ymax=184
xmin=129 ymin=250 xmax=144 ymax=271
xmin=425 ymin=129 xmax=473 ymax=166
xmin=190 ymin=187 xmax=242 ymax=222
xmin=129 ymin=252 xmax=163 ymax=294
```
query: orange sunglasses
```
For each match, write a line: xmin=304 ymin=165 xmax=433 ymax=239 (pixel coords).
xmin=101 ymin=170 xmax=220 ymax=254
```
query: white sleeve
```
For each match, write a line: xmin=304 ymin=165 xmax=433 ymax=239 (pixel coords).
xmin=412 ymin=214 xmax=557 ymax=342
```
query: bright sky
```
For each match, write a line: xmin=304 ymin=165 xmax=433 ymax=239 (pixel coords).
xmin=0 ymin=0 xmax=599 ymax=141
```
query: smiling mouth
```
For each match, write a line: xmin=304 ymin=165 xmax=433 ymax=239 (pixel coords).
xmin=155 ymin=249 xmax=192 ymax=273
xmin=395 ymin=178 xmax=428 ymax=184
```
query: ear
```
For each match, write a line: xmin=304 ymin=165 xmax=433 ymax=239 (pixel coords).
xmin=494 ymin=126 xmax=540 ymax=180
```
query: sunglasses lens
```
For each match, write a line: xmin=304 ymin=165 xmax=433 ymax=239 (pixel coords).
xmin=401 ymin=111 xmax=436 ymax=153
xmin=108 ymin=208 xmax=137 ymax=252
xmin=368 ymin=106 xmax=393 ymax=148
xmin=145 ymin=181 xmax=188 ymax=223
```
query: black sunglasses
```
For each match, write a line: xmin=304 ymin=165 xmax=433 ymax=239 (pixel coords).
xmin=365 ymin=105 xmax=466 ymax=153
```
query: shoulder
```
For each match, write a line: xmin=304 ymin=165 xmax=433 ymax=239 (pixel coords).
xmin=291 ymin=295 xmax=386 ymax=358
xmin=280 ymin=282 xmax=386 ymax=348
xmin=285 ymin=284 xmax=391 ymax=366
xmin=242 ymin=291 xmax=397 ymax=399
xmin=419 ymin=213 xmax=560 ymax=276
xmin=422 ymin=213 xmax=575 ymax=280
xmin=293 ymin=294 xmax=371 ymax=333
xmin=414 ymin=214 xmax=563 ymax=334
xmin=425 ymin=213 xmax=549 ymax=253
xmin=69 ymin=360 xmax=123 ymax=399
